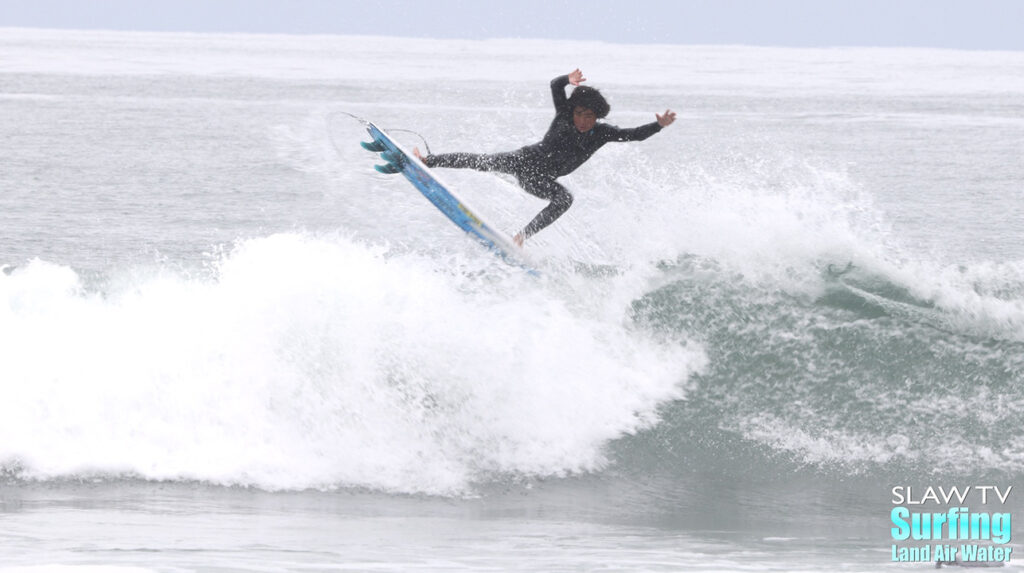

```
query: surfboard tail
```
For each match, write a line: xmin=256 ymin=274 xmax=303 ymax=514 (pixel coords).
xmin=363 ymin=136 xmax=405 ymax=173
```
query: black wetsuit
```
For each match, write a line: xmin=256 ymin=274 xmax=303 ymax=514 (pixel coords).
xmin=424 ymin=75 xmax=663 ymax=239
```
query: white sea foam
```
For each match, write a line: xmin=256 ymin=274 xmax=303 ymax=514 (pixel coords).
xmin=0 ymin=233 xmax=702 ymax=494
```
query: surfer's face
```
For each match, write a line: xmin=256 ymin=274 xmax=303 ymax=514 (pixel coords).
xmin=573 ymin=107 xmax=597 ymax=132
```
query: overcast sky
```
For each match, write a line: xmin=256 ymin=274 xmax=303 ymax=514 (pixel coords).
xmin=2 ymin=0 xmax=1022 ymax=51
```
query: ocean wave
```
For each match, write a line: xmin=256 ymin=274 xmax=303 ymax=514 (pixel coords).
xmin=627 ymin=252 xmax=1024 ymax=478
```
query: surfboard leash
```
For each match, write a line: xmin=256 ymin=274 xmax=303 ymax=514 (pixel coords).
xmin=385 ymin=128 xmax=432 ymax=156
xmin=330 ymin=110 xmax=432 ymax=155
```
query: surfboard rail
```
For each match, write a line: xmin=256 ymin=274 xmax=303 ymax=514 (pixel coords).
xmin=363 ymin=122 xmax=538 ymax=275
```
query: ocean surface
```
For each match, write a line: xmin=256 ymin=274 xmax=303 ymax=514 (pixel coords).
xmin=2 ymin=28 xmax=1024 ymax=572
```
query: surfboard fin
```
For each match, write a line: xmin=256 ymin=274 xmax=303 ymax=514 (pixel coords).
xmin=380 ymin=150 xmax=403 ymax=165
xmin=374 ymin=163 xmax=401 ymax=174
xmin=361 ymin=139 xmax=387 ymax=152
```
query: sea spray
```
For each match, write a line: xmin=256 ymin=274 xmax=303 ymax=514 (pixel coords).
xmin=0 ymin=233 xmax=703 ymax=495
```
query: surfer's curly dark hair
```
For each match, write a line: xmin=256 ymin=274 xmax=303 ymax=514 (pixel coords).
xmin=567 ymin=85 xmax=610 ymax=118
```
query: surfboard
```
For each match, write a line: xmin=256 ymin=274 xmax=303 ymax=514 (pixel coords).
xmin=361 ymin=122 xmax=538 ymax=275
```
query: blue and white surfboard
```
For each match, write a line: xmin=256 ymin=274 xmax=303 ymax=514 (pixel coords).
xmin=363 ymin=122 xmax=538 ymax=275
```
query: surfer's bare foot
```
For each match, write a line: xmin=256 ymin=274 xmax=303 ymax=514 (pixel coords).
xmin=413 ymin=147 xmax=424 ymax=160
xmin=513 ymin=233 xmax=524 ymax=247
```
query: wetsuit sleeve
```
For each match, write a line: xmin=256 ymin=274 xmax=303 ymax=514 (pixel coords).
xmin=550 ymin=75 xmax=571 ymax=114
xmin=601 ymin=121 xmax=663 ymax=142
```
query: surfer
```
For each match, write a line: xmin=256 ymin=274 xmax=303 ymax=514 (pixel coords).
xmin=415 ymin=69 xmax=675 ymax=246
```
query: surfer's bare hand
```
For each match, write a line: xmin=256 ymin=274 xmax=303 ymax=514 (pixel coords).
xmin=656 ymin=110 xmax=676 ymax=127
xmin=568 ymin=69 xmax=586 ymax=86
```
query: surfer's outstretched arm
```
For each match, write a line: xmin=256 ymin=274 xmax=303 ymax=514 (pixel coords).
xmin=601 ymin=109 xmax=677 ymax=143
xmin=551 ymin=68 xmax=587 ymax=112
